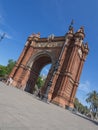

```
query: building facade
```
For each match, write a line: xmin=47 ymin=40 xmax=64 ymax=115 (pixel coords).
xmin=9 ymin=27 xmax=89 ymax=108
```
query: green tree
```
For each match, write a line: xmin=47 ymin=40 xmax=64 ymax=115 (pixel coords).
xmin=74 ymin=98 xmax=79 ymax=110
xmin=36 ymin=76 xmax=45 ymax=89
xmin=0 ymin=65 xmax=7 ymax=77
xmin=6 ymin=59 xmax=16 ymax=74
xmin=86 ymin=90 xmax=98 ymax=115
xmin=74 ymin=97 xmax=89 ymax=115
xmin=0 ymin=59 xmax=16 ymax=78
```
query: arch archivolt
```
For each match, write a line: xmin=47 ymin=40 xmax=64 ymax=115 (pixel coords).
xmin=24 ymin=50 xmax=56 ymax=94
xmin=26 ymin=50 xmax=56 ymax=69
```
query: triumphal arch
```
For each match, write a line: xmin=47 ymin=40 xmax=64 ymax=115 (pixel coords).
xmin=10 ymin=26 xmax=89 ymax=108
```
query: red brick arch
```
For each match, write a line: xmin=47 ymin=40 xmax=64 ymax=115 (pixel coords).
xmin=10 ymin=27 xmax=89 ymax=108
xmin=25 ymin=53 xmax=53 ymax=93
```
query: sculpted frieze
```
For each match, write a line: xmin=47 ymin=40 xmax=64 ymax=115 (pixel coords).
xmin=33 ymin=42 xmax=63 ymax=48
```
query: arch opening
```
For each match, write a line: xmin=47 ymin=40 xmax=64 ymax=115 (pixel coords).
xmin=34 ymin=64 xmax=51 ymax=97
xmin=25 ymin=54 xmax=52 ymax=95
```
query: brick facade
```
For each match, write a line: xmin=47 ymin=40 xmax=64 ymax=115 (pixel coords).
xmin=10 ymin=27 xmax=89 ymax=108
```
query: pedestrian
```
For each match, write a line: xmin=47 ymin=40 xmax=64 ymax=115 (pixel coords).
xmin=6 ymin=77 xmax=13 ymax=86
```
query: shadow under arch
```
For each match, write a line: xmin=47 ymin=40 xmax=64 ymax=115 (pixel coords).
xmin=25 ymin=51 xmax=56 ymax=94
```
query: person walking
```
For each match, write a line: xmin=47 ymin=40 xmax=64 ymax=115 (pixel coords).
xmin=6 ymin=77 xmax=13 ymax=86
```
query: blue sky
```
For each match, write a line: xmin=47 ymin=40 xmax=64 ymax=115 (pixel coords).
xmin=0 ymin=0 xmax=98 ymax=106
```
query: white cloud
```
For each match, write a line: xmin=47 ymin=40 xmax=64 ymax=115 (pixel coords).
xmin=76 ymin=81 xmax=91 ymax=106
xmin=44 ymin=68 xmax=49 ymax=74
xmin=5 ymin=33 xmax=12 ymax=39
xmin=40 ymin=68 xmax=49 ymax=77
xmin=0 ymin=30 xmax=12 ymax=40
xmin=40 ymin=67 xmax=50 ymax=77
xmin=78 ymin=81 xmax=91 ymax=93
xmin=0 ymin=13 xmax=12 ymax=40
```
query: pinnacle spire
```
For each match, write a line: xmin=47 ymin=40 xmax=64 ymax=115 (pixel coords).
xmin=77 ymin=26 xmax=84 ymax=33
xmin=69 ymin=19 xmax=74 ymax=30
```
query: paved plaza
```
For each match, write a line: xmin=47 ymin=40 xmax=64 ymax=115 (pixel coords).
xmin=0 ymin=81 xmax=98 ymax=130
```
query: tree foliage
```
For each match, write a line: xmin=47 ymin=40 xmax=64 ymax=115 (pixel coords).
xmin=0 ymin=59 xmax=16 ymax=77
xmin=74 ymin=98 xmax=89 ymax=115
xmin=0 ymin=65 xmax=7 ymax=77
xmin=36 ymin=76 xmax=45 ymax=89
xmin=86 ymin=90 xmax=98 ymax=114
xmin=6 ymin=59 xmax=16 ymax=75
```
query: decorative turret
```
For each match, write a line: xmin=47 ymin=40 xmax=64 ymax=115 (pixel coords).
xmin=28 ymin=32 xmax=40 ymax=42
xmin=74 ymin=26 xmax=85 ymax=47
xmin=75 ymin=26 xmax=85 ymax=40
xmin=65 ymin=20 xmax=74 ymax=40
